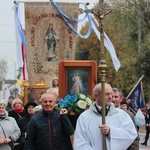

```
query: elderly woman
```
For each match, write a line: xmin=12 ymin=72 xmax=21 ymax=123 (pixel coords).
xmin=0 ymin=101 xmax=21 ymax=150
xmin=8 ymin=99 xmax=26 ymax=124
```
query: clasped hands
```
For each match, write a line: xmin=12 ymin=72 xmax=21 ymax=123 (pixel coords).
xmin=0 ymin=138 xmax=11 ymax=144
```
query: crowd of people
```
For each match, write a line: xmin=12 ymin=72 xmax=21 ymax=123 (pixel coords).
xmin=0 ymin=80 xmax=150 ymax=150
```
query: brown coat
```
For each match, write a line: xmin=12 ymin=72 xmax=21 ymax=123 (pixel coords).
xmin=122 ymin=109 xmax=139 ymax=150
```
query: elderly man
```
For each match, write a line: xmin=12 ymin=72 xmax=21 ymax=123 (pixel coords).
xmin=73 ymin=83 xmax=137 ymax=150
xmin=24 ymin=93 xmax=74 ymax=150
xmin=112 ymin=87 xmax=139 ymax=150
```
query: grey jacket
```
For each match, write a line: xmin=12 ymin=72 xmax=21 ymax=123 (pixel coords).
xmin=0 ymin=113 xmax=21 ymax=150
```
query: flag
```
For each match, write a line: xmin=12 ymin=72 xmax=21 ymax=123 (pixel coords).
xmin=51 ymin=0 xmax=93 ymax=39
xmin=126 ymin=76 xmax=145 ymax=113
xmin=22 ymin=42 xmax=28 ymax=80
xmin=91 ymin=15 xmax=121 ymax=71
xmin=14 ymin=3 xmax=28 ymax=80
xmin=52 ymin=1 xmax=121 ymax=71
xmin=14 ymin=3 xmax=26 ymax=67
xmin=134 ymin=109 xmax=145 ymax=126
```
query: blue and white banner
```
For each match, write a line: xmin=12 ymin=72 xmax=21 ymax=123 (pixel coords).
xmin=134 ymin=109 xmax=145 ymax=126
xmin=51 ymin=1 xmax=121 ymax=71
xmin=127 ymin=79 xmax=145 ymax=113
xmin=91 ymin=15 xmax=121 ymax=71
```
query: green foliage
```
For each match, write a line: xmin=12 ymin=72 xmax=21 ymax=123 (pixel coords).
xmin=77 ymin=22 xmax=100 ymax=61
xmin=76 ymin=0 xmax=150 ymax=102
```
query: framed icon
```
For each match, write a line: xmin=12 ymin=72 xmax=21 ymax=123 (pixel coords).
xmin=59 ymin=60 xmax=97 ymax=98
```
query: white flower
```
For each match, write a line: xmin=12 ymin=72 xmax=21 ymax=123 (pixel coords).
xmin=79 ymin=93 xmax=86 ymax=100
xmin=77 ymin=100 xmax=87 ymax=109
xmin=85 ymin=97 xmax=92 ymax=106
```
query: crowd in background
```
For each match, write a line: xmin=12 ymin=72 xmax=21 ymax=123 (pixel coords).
xmin=0 ymin=78 xmax=149 ymax=150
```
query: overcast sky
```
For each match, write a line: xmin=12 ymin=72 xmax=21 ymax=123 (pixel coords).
xmin=0 ymin=0 xmax=98 ymax=80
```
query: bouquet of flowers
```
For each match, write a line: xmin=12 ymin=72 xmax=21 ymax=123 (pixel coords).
xmin=55 ymin=93 xmax=93 ymax=115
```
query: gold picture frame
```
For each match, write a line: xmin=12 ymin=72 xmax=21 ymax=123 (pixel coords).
xmin=20 ymin=78 xmax=50 ymax=105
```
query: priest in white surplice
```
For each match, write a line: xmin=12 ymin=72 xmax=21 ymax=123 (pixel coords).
xmin=73 ymin=83 xmax=137 ymax=150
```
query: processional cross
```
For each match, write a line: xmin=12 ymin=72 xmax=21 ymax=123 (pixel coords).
xmin=81 ymin=1 xmax=125 ymax=149
xmin=88 ymin=1 xmax=111 ymax=149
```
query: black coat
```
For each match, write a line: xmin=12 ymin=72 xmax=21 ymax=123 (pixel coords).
xmin=18 ymin=114 xmax=31 ymax=133
xmin=24 ymin=110 xmax=74 ymax=150
xmin=145 ymin=108 xmax=150 ymax=125
xmin=8 ymin=110 xmax=27 ymax=125
xmin=18 ymin=114 xmax=33 ymax=150
xmin=18 ymin=101 xmax=37 ymax=132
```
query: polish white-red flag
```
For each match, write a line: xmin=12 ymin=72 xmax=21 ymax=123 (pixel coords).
xmin=14 ymin=3 xmax=28 ymax=80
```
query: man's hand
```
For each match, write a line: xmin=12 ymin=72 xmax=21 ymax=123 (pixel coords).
xmin=99 ymin=125 xmax=110 ymax=136
xmin=60 ymin=108 xmax=68 ymax=114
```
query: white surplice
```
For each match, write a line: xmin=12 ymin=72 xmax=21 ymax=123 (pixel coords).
xmin=73 ymin=102 xmax=137 ymax=150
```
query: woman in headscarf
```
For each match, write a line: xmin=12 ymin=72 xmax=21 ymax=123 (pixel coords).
xmin=0 ymin=101 xmax=20 ymax=150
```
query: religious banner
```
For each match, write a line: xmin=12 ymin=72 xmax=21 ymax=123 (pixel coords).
xmin=25 ymin=2 xmax=78 ymax=86
xmin=126 ymin=75 xmax=145 ymax=113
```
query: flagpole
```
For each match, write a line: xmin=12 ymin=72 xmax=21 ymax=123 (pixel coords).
xmin=141 ymin=80 xmax=145 ymax=103
xmin=126 ymin=75 xmax=144 ymax=99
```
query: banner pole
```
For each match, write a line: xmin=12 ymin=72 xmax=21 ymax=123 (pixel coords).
xmin=126 ymin=75 xmax=144 ymax=99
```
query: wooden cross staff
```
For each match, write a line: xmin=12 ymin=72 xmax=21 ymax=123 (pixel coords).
xmin=82 ymin=1 xmax=110 ymax=149
xmin=95 ymin=1 xmax=108 ymax=149
xmin=82 ymin=1 xmax=125 ymax=149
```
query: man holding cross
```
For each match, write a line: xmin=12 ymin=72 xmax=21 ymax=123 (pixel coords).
xmin=73 ymin=83 xmax=137 ymax=150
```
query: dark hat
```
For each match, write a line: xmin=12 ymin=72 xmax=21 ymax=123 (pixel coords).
xmin=24 ymin=101 xmax=37 ymax=111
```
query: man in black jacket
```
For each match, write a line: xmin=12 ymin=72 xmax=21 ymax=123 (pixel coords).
xmin=24 ymin=93 xmax=74 ymax=150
